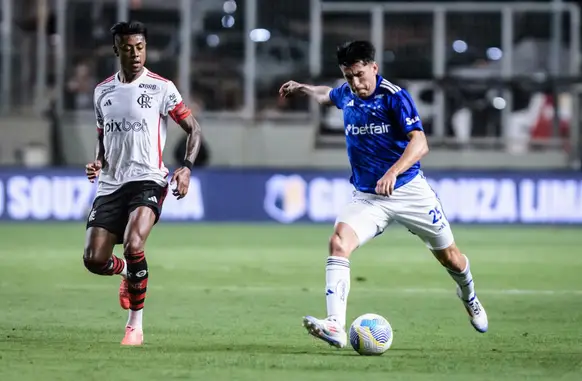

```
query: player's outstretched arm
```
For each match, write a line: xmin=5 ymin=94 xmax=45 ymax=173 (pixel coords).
xmin=279 ymin=80 xmax=333 ymax=105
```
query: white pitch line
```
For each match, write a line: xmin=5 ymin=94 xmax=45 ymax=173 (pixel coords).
xmin=54 ymin=284 xmax=582 ymax=296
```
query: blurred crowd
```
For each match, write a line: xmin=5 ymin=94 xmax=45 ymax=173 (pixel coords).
xmin=3 ymin=0 xmax=580 ymax=149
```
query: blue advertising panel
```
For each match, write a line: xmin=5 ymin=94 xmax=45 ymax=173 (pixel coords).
xmin=0 ymin=169 xmax=581 ymax=224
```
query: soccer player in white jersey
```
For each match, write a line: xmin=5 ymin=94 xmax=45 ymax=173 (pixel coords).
xmin=279 ymin=41 xmax=488 ymax=349
xmin=82 ymin=21 xmax=202 ymax=346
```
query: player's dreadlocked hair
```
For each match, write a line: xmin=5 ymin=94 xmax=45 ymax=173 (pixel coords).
xmin=110 ymin=21 xmax=148 ymax=43
xmin=336 ymin=41 xmax=376 ymax=67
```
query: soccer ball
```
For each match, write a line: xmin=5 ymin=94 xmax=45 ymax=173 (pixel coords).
xmin=349 ymin=313 xmax=393 ymax=355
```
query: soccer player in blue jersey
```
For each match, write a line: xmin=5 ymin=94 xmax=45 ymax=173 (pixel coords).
xmin=279 ymin=41 xmax=488 ymax=348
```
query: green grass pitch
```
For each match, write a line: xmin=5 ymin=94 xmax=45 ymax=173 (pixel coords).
xmin=0 ymin=223 xmax=581 ymax=381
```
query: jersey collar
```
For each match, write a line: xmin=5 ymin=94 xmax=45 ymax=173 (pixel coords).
xmin=371 ymin=74 xmax=384 ymax=96
xmin=115 ymin=67 xmax=149 ymax=86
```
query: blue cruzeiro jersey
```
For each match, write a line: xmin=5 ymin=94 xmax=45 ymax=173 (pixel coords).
xmin=329 ymin=75 xmax=424 ymax=194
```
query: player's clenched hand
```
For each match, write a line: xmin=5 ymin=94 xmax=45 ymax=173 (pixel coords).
xmin=170 ymin=166 xmax=191 ymax=200
xmin=279 ymin=80 xmax=302 ymax=98
xmin=375 ymin=171 xmax=398 ymax=196
xmin=85 ymin=160 xmax=102 ymax=183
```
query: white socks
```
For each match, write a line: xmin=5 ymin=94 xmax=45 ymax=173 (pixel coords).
xmin=447 ymin=254 xmax=475 ymax=300
xmin=323 ymin=254 xmax=475 ymax=330
xmin=127 ymin=309 xmax=143 ymax=329
xmin=325 ymin=256 xmax=350 ymax=329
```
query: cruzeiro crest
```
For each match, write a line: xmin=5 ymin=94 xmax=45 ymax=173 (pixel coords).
xmin=137 ymin=92 xmax=152 ymax=109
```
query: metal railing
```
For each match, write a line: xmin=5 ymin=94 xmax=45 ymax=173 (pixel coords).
xmin=310 ymin=1 xmax=580 ymax=160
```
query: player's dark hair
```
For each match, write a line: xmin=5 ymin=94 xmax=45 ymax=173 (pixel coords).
xmin=110 ymin=21 xmax=148 ymax=43
xmin=337 ymin=41 xmax=376 ymax=67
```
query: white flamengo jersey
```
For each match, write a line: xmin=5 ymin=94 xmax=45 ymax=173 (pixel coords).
xmin=93 ymin=68 xmax=187 ymax=197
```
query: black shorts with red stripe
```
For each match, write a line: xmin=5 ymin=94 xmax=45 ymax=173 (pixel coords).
xmin=86 ymin=180 xmax=168 ymax=244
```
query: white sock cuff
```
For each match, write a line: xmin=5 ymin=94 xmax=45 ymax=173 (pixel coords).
xmin=446 ymin=254 xmax=470 ymax=275
xmin=326 ymin=256 xmax=350 ymax=268
xmin=460 ymin=254 xmax=470 ymax=274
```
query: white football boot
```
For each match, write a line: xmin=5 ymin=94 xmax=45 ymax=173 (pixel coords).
xmin=457 ymin=286 xmax=488 ymax=333
xmin=302 ymin=316 xmax=347 ymax=348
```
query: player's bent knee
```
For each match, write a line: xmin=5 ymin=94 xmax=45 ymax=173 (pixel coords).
xmin=83 ymin=227 xmax=116 ymax=271
xmin=83 ymin=246 xmax=110 ymax=274
xmin=83 ymin=241 xmax=110 ymax=263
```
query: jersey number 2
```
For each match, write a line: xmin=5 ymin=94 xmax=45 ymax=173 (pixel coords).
xmin=428 ymin=207 xmax=443 ymax=224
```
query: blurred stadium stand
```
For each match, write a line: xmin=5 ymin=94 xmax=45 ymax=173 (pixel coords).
xmin=0 ymin=0 xmax=581 ymax=170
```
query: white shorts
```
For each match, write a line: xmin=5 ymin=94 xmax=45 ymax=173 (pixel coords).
xmin=335 ymin=174 xmax=454 ymax=251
